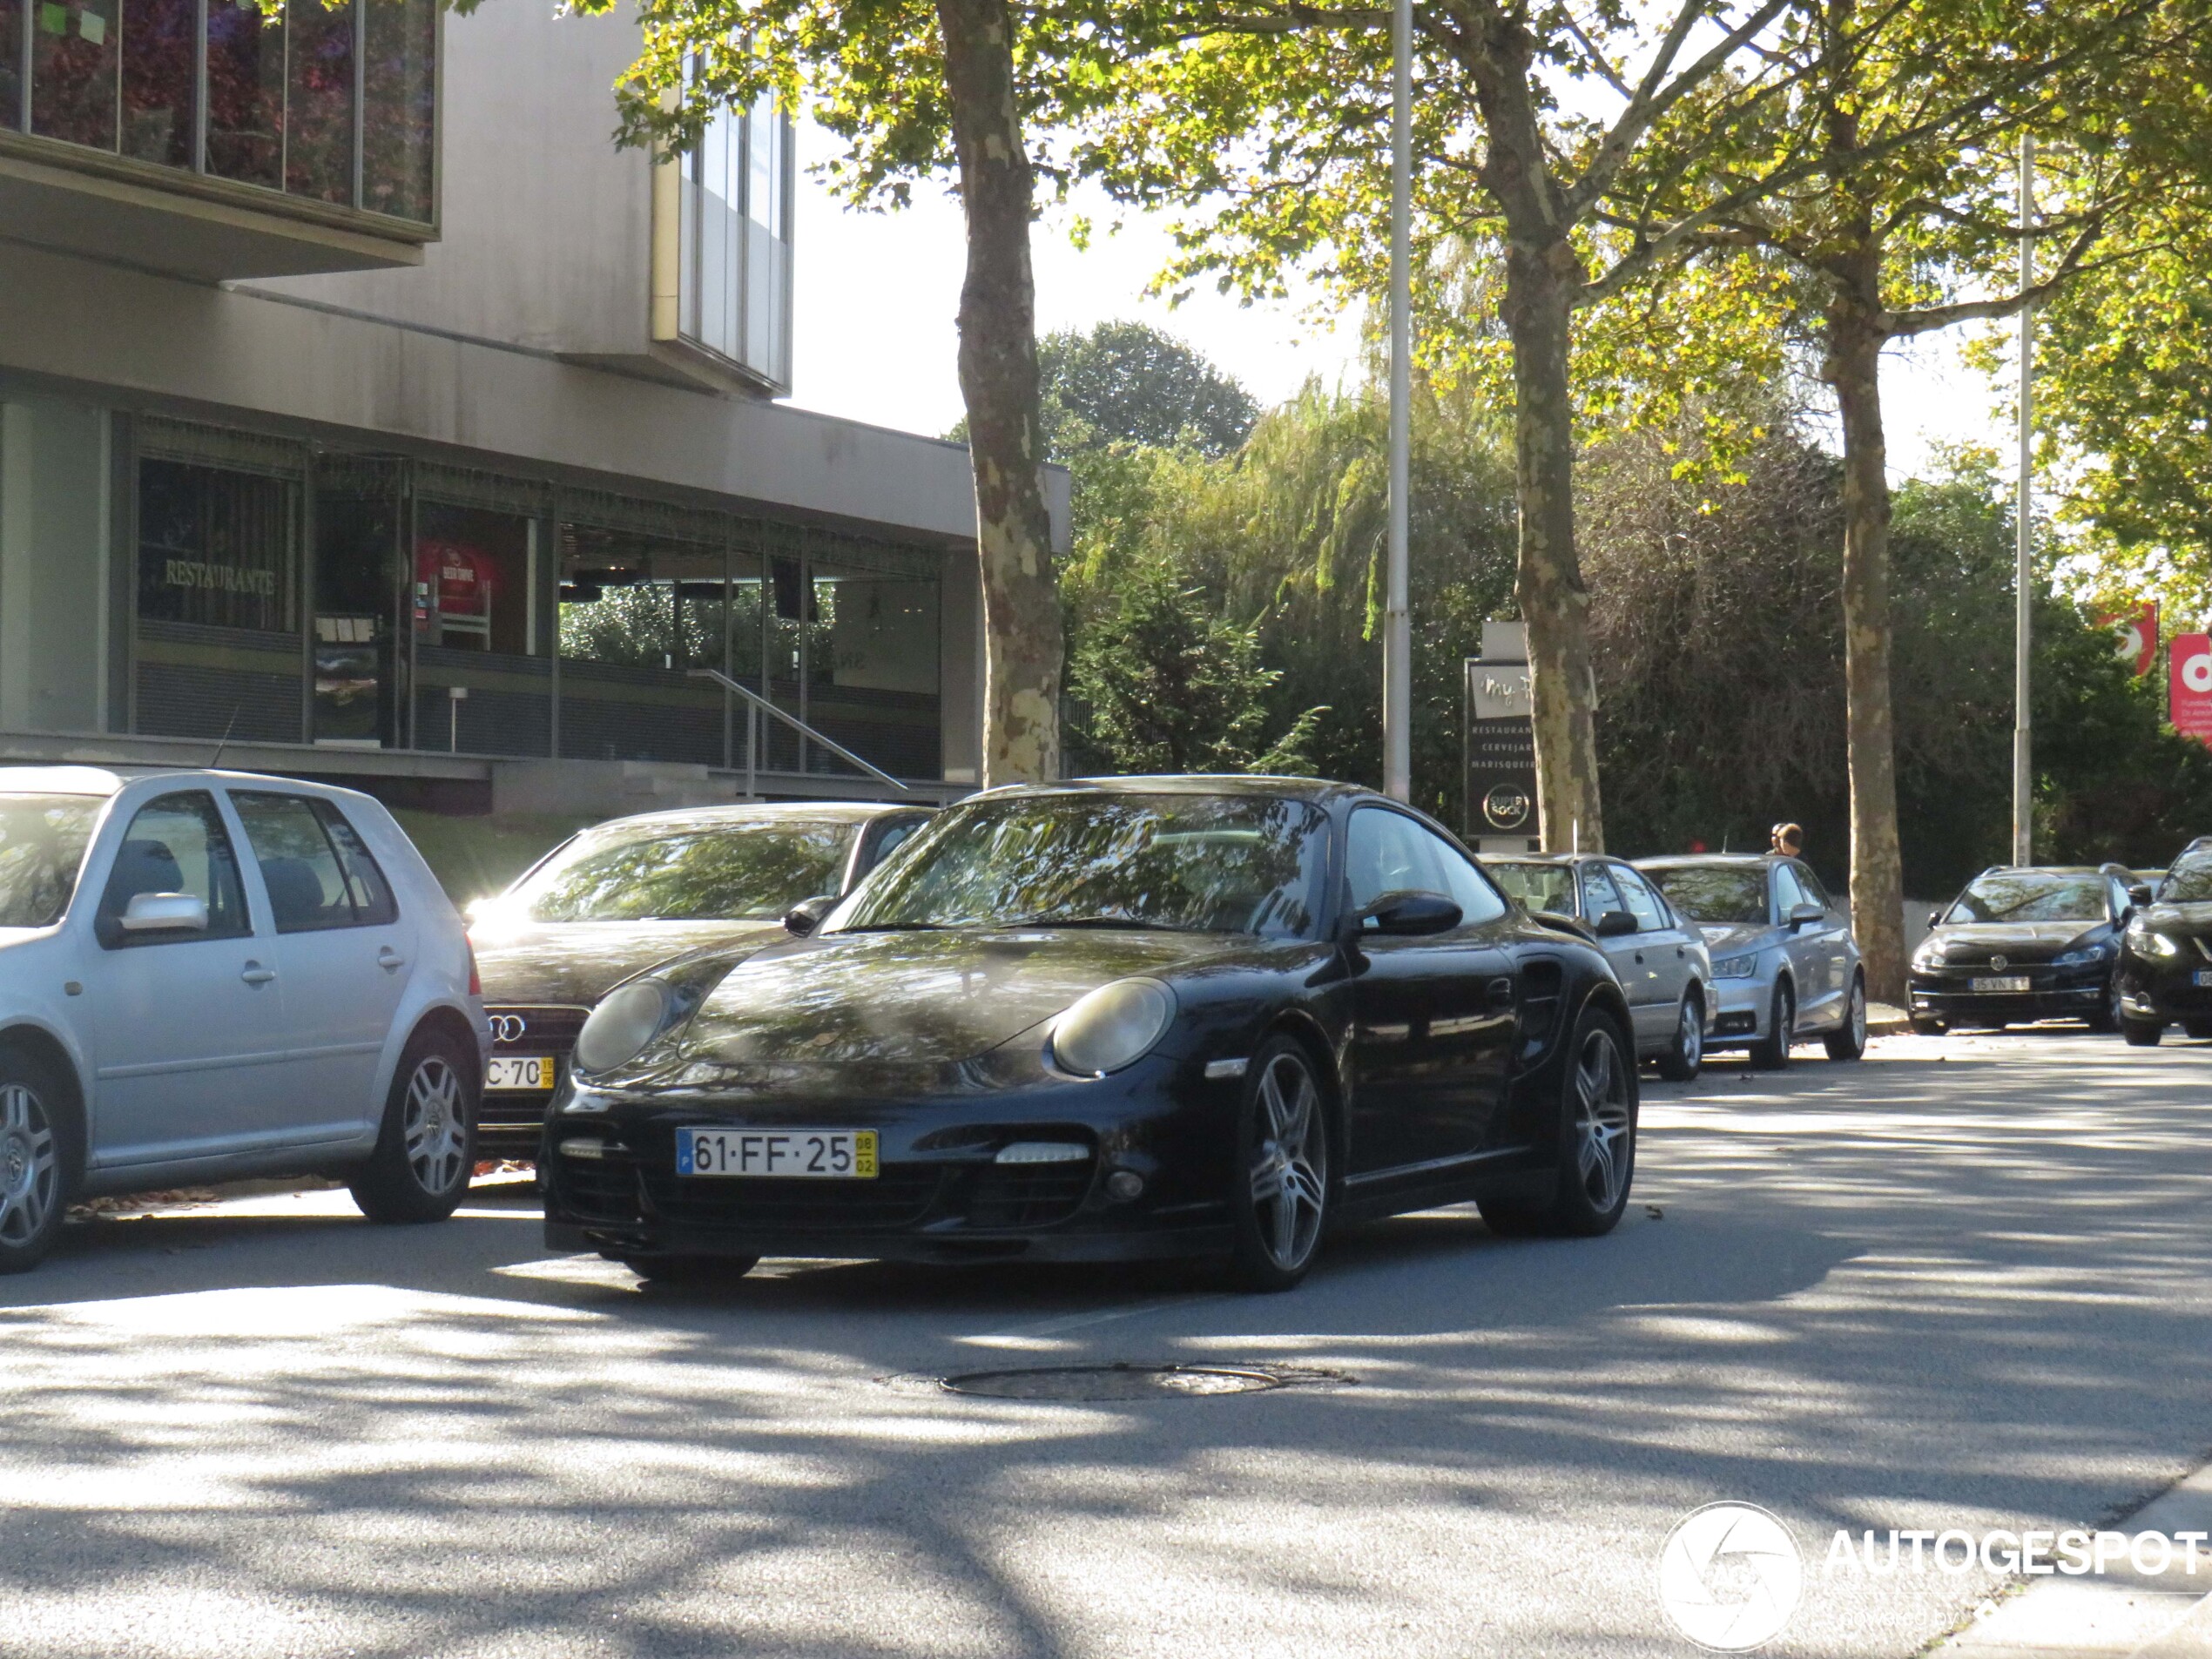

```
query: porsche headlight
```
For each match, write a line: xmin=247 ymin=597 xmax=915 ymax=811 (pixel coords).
xmin=1049 ymin=978 xmax=1177 ymax=1077
xmin=2128 ymin=923 xmax=2182 ymax=961
xmin=574 ymin=980 xmax=673 ymax=1076
xmin=1712 ymin=953 xmax=1760 ymax=980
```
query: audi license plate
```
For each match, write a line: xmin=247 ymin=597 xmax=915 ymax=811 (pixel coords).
xmin=485 ymin=1055 xmax=553 ymax=1091
xmin=678 ymin=1128 xmax=878 ymax=1179
xmin=1970 ymin=976 xmax=2032 ymax=994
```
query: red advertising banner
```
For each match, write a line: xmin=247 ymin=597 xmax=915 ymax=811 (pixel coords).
xmin=2172 ymin=632 xmax=2212 ymax=747
xmin=2096 ymin=600 xmax=2159 ymax=677
xmin=415 ymin=540 xmax=498 ymax=614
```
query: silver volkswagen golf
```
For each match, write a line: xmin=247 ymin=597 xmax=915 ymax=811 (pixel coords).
xmin=1635 ymin=853 xmax=1866 ymax=1068
xmin=0 ymin=765 xmax=489 ymax=1271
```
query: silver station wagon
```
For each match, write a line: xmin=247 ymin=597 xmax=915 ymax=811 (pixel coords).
xmin=0 ymin=765 xmax=489 ymax=1271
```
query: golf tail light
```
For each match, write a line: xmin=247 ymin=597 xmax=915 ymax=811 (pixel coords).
xmin=574 ymin=980 xmax=672 ymax=1076
xmin=1050 ymin=978 xmax=1176 ymax=1077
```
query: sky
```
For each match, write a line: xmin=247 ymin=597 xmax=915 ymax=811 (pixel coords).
xmin=779 ymin=127 xmax=2018 ymax=482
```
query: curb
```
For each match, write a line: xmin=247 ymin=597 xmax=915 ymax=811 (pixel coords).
xmin=1868 ymin=1001 xmax=1912 ymax=1037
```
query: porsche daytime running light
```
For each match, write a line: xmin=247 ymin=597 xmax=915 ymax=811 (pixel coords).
xmin=1712 ymin=954 xmax=1760 ymax=979
xmin=1050 ymin=978 xmax=1177 ymax=1077
xmin=575 ymin=980 xmax=673 ymax=1075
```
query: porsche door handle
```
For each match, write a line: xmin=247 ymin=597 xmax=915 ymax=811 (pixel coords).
xmin=1485 ymin=977 xmax=1517 ymax=1012
xmin=240 ymin=963 xmax=278 ymax=985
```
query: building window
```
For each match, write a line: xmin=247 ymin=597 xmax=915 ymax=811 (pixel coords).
xmin=30 ymin=0 xmax=119 ymax=150
xmin=806 ymin=552 xmax=941 ymax=780
xmin=557 ymin=522 xmax=726 ymax=766
xmin=10 ymin=0 xmax=432 ymax=224
xmin=411 ymin=499 xmax=550 ymax=758
xmin=678 ymin=91 xmax=793 ymax=389
xmin=134 ymin=451 xmax=304 ymax=745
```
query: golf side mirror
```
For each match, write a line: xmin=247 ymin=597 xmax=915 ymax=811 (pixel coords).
xmin=119 ymin=891 xmax=209 ymax=934
xmin=784 ymin=894 xmax=837 ymax=937
xmin=1356 ymin=891 xmax=1463 ymax=937
xmin=1595 ymin=909 xmax=1638 ymax=938
xmin=1788 ymin=902 xmax=1824 ymax=929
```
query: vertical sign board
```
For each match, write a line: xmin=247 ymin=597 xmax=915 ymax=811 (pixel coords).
xmin=2173 ymin=633 xmax=2212 ymax=747
xmin=2096 ymin=601 xmax=2159 ymax=677
xmin=1466 ymin=621 xmax=1539 ymax=848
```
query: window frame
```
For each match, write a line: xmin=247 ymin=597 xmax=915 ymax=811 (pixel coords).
xmin=1343 ymin=804 xmax=1508 ymax=932
xmin=93 ymin=788 xmax=256 ymax=949
xmin=1608 ymin=862 xmax=1671 ymax=934
xmin=228 ymin=788 xmax=398 ymax=934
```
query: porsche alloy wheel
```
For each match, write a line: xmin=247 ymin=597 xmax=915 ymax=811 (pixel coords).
xmin=1571 ymin=1024 xmax=1635 ymax=1218
xmin=1231 ymin=1040 xmax=1331 ymax=1291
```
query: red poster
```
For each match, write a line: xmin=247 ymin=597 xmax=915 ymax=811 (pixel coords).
xmin=2096 ymin=600 xmax=2159 ymax=677
xmin=2172 ymin=632 xmax=2212 ymax=746
xmin=415 ymin=540 xmax=498 ymax=613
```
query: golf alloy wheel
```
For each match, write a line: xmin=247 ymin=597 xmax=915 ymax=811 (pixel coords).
xmin=403 ymin=1055 xmax=469 ymax=1197
xmin=1249 ymin=1050 xmax=1327 ymax=1275
xmin=0 ymin=1082 xmax=57 ymax=1251
xmin=1572 ymin=1027 xmax=1634 ymax=1216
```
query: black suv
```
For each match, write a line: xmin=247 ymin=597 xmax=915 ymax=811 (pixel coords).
xmin=1908 ymin=864 xmax=2138 ymax=1035
xmin=2117 ymin=839 xmax=2212 ymax=1046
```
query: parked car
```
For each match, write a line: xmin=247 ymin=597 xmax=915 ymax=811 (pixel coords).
xmin=0 ymin=765 xmax=487 ymax=1272
xmin=1907 ymin=864 xmax=2138 ymax=1035
xmin=467 ymin=802 xmax=933 ymax=1155
xmin=542 ymin=776 xmax=1639 ymax=1291
xmin=1480 ymin=853 xmax=1712 ymax=1080
xmin=2116 ymin=837 xmax=2212 ymax=1046
xmin=1635 ymin=853 xmax=1865 ymax=1068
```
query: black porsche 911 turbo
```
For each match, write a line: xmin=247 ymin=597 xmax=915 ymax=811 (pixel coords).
xmin=541 ymin=777 xmax=1638 ymax=1291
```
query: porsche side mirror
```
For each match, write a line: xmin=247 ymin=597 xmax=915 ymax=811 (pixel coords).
xmin=2129 ymin=882 xmax=2154 ymax=907
xmin=119 ymin=891 xmax=209 ymax=934
xmin=784 ymin=894 xmax=837 ymax=937
xmin=1357 ymin=891 xmax=1463 ymax=937
xmin=1788 ymin=902 xmax=1824 ymax=929
xmin=1594 ymin=909 xmax=1638 ymax=938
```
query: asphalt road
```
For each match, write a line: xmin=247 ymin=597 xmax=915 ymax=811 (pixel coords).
xmin=4 ymin=1028 xmax=2209 ymax=1659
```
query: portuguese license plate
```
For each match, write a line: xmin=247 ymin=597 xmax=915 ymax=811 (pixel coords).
xmin=485 ymin=1055 xmax=554 ymax=1091
xmin=678 ymin=1128 xmax=878 ymax=1179
xmin=2195 ymin=970 xmax=2212 ymax=988
xmin=1970 ymin=976 xmax=2031 ymax=993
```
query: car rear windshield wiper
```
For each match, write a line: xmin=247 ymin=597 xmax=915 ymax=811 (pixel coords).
xmin=839 ymin=921 xmax=948 ymax=932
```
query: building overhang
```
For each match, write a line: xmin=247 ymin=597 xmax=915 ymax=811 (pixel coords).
xmin=0 ymin=144 xmax=431 ymax=281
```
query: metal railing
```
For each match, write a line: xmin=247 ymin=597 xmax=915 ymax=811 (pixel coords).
xmin=685 ymin=668 xmax=923 ymax=797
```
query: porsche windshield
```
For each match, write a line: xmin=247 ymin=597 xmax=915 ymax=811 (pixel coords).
xmin=1648 ymin=866 xmax=1770 ymax=925
xmin=509 ymin=819 xmax=856 ymax=923
xmin=1945 ymin=872 xmax=2107 ymax=923
xmin=833 ymin=793 xmax=1329 ymax=938
xmin=0 ymin=794 xmax=101 ymax=929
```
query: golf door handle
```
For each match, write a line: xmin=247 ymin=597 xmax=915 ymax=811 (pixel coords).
xmin=377 ymin=948 xmax=406 ymax=970
xmin=240 ymin=962 xmax=278 ymax=985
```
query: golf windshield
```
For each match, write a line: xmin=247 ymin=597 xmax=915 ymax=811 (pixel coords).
xmin=0 ymin=794 xmax=101 ymax=929
xmin=831 ymin=793 xmax=1329 ymax=938
xmin=1486 ymin=861 xmax=1577 ymax=915
xmin=1648 ymin=866 xmax=1769 ymax=925
xmin=2159 ymin=858 xmax=2212 ymax=904
xmin=1946 ymin=872 xmax=2107 ymax=923
xmin=506 ymin=819 xmax=856 ymax=923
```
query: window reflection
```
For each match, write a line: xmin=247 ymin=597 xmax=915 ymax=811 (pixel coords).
xmin=678 ymin=86 xmax=792 ymax=386
xmin=806 ymin=557 xmax=941 ymax=780
xmin=414 ymin=501 xmax=548 ymax=757
xmin=287 ymin=0 xmax=356 ymax=204
xmin=557 ymin=524 xmax=726 ymax=765
xmin=30 ymin=0 xmax=118 ymax=149
xmin=837 ymin=794 xmax=1328 ymax=939
xmin=2 ymin=0 xmax=23 ymax=129
xmin=1945 ymin=873 xmax=2108 ymax=924
xmin=120 ymin=0 xmax=194 ymax=166
xmin=506 ymin=819 xmax=856 ymax=924
xmin=1647 ymin=867 xmax=1769 ymax=926
xmin=205 ymin=0 xmax=282 ymax=187
xmin=361 ymin=0 xmax=433 ymax=220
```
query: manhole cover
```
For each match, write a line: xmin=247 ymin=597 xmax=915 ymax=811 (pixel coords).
xmin=925 ymin=1363 xmax=1352 ymax=1400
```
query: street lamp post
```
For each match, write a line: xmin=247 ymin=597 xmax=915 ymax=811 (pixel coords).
xmin=1382 ymin=0 xmax=1413 ymax=802
xmin=2013 ymin=132 xmax=2034 ymax=868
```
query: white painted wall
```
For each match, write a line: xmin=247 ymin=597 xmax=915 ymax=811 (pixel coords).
xmin=0 ymin=398 xmax=110 ymax=736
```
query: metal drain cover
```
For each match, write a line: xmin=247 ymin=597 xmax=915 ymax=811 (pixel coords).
xmin=928 ymin=1363 xmax=1350 ymax=1400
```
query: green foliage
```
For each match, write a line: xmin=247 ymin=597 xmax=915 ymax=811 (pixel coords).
xmin=1067 ymin=560 xmax=1323 ymax=775
xmin=1038 ymin=322 xmax=1260 ymax=457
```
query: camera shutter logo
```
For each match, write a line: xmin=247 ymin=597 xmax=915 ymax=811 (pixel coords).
xmin=489 ymin=1014 xmax=528 ymax=1044
xmin=1656 ymin=1502 xmax=1803 ymax=1651
xmin=1483 ymin=784 xmax=1533 ymax=831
